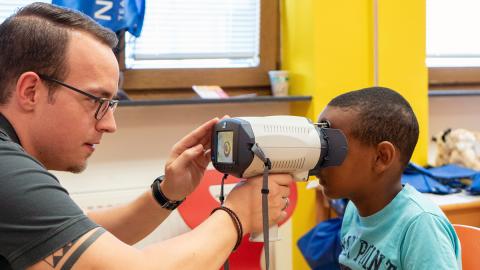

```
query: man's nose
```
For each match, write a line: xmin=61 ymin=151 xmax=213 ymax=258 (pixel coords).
xmin=96 ymin=109 xmax=117 ymax=133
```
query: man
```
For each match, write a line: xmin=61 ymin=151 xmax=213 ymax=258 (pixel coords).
xmin=0 ymin=3 xmax=292 ymax=269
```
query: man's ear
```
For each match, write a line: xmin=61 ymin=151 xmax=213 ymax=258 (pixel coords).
xmin=374 ymin=141 xmax=396 ymax=173
xmin=15 ymin=72 xmax=43 ymax=111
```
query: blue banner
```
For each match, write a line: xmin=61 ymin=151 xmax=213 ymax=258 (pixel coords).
xmin=52 ymin=0 xmax=145 ymax=37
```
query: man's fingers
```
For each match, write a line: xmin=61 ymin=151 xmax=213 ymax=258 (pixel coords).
xmin=170 ymin=144 xmax=205 ymax=170
xmin=277 ymin=211 xmax=288 ymax=223
xmin=203 ymin=149 xmax=212 ymax=160
xmin=172 ymin=118 xmax=219 ymax=154
xmin=269 ymin=174 xmax=294 ymax=186
xmin=278 ymin=186 xmax=290 ymax=198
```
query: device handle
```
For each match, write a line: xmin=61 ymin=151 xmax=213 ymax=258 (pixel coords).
xmin=249 ymin=224 xmax=280 ymax=242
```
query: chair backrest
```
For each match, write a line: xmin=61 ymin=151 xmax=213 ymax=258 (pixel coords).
xmin=453 ymin=224 xmax=480 ymax=270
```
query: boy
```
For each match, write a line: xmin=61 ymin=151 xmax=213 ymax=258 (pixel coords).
xmin=317 ymin=87 xmax=461 ymax=269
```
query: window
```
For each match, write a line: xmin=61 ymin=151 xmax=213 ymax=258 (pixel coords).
xmin=427 ymin=0 xmax=480 ymax=85
xmin=122 ymin=0 xmax=279 ymax=91
xmin=0 ymin=0 xmax=47 ymax=22
xmin=1 ymin=0 xmax=279 ymax=93
xmin=126 ymin=0 xmax=261 ymax=69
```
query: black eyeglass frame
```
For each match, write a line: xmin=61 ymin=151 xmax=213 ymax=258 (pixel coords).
xmin=38 ymin=74 xmax=119 ymax=120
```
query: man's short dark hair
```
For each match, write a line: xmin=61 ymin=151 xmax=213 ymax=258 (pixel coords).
xmin=0 ymin=2 xmax=118 ymax=105
xmin=328 ymin=86 xmax=419 ymax=168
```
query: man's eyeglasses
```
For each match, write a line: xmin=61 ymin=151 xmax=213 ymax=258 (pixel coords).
xmin=38 ymin=74 xmax=119 ymax=121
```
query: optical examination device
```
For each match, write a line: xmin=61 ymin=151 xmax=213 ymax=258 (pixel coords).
xmin=210 ymin=115 xmax=348 ymax=270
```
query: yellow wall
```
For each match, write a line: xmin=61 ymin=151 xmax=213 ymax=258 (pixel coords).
xmin=282 ymin=0 xmax=428 ymax=268
xmin=378 ymin=0 xmax=428 ymax=164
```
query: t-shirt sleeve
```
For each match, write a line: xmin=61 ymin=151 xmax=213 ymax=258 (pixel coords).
xmin=0 ymin=141 xmax=99 ymax=270
xmin=400 ymin=212 xmax=461 ymax=270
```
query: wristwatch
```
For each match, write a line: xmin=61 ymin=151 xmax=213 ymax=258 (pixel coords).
xmin=151 ymin=175 xmax=185 ymax=210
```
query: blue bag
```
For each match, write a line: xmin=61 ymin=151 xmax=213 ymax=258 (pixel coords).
xmin=329 ymin=198 xmax=348 ymax=217
xmin=52 ymin=0 xmax=145 ymax=36
xmin=468 ymin=174 xmax=480 ymax=194
xmin=297 ymin=217 xmax=342 ymax=270
xmin=423 ymin=164 xmax=476 ymax=188
xmin=402 ymin=163 xmax=460 ymax=194
xmin=402 ymin=162 xmax=480 ymax=194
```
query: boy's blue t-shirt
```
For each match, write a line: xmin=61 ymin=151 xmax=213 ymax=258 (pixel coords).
xmin=339 ymin=184 xmax=461 ymax=270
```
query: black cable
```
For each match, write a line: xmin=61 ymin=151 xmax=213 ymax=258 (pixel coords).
xmin=220 ymin=173 xmax=230 ymax=270
xmin=220 ymin=174 xmax=228 ymax=206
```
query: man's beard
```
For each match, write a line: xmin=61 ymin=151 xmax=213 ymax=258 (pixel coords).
xmin=67 ymin=161 xmax=88 ymax=174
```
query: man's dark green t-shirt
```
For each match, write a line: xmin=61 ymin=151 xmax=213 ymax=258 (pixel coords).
xmin=0 ymin=114 xmax=99 ymax=269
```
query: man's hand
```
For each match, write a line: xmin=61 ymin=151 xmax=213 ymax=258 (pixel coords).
xmin=224 ymin=174 xmax=293 ymax=234
xmin=161 ymin=117 xmax=220 ymax=200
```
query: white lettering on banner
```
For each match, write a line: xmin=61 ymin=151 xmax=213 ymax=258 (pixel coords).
xmin=95 ymin=0 xmax=113 ymax=21
xmin=118 ymin=0 xmax=126 ymax=21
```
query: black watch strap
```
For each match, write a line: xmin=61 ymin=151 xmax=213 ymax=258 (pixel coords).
xmin=151 ymin=175 xmax=185 ymax=210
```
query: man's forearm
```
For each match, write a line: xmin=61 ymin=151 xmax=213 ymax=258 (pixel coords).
xmin=87 ymin=190 xmax=171 ymax=245
xmin=140 ymin=210 xmax=238 ymax=269
xmin=28 ymin=211 xmax=239 ymax=270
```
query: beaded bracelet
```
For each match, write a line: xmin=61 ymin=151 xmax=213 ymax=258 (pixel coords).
xmin=211 ymin=206 xmax=243 ymax=251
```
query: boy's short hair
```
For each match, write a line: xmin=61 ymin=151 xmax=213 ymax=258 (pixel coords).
xmin=328 ymin=86 xmax=419 ymax=168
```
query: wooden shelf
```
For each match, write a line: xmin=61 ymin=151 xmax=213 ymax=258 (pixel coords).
xmin=118 ymin=95 xmax=312 ymax=107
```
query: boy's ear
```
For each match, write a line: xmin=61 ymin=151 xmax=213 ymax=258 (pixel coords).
xmin=374 ymin=141 xmax=396 ymax=173
xmin=15 ymin=72 xmax=43 ymax=111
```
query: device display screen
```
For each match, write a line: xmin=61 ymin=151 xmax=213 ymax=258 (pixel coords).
xmin=217 ymin=131 xmax=234 ymax=163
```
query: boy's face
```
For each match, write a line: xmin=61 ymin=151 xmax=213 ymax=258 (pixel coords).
xmin=316 ymin=106 xmax=376 ymax=199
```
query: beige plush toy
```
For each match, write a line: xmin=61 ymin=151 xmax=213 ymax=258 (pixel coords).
xmin=432 ymin=128 xmax=480 ymax=170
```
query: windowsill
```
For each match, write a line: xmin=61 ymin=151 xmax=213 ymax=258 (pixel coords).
xmin=429 ymin=90 xmax=480 ymax=97
xmin=118 ymin=95 xmax=312 ymax=107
